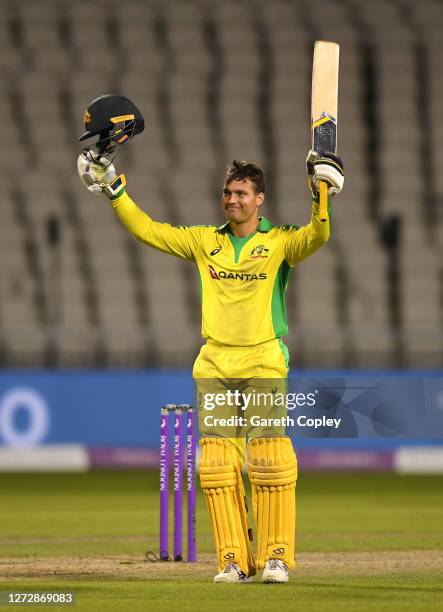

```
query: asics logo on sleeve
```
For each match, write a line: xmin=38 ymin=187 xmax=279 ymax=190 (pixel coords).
xmin=210 ymin=246 xmax=222 ymax=256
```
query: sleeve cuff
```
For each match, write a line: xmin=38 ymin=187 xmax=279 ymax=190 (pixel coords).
xmin=110 ymin=188 xmax=126 ymax=201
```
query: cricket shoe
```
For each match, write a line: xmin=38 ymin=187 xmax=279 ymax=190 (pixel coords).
xmin=213 ymin=563 xmax=252 ymax=584
xmin=261 ymin=559 xmax=289 ymax=583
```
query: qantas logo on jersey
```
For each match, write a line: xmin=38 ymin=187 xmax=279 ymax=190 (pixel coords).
xmin=208 ymin=265 xmax=219 ymax=279
xmin=208 ymin=265 xmax=267 ymax=281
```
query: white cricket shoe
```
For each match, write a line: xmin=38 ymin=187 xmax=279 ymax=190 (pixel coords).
xmin=262 ymin=559 xmax=289 ymax=583
xmin=213 ymin=563 xmax=252 ymax=584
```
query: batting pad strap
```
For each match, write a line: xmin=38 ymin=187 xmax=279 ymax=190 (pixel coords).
xmin=199 ymin=464 xmax=238 ymax=488
xmin=247 ymin=437 xmax=298 ymax=485
xmin=247 ymin=464 xmax=297 ymax=486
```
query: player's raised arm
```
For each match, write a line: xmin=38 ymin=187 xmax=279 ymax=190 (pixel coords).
xmin=283 ymin=199 xmax=330 ymax=266
xmin=284 ymin=150 xmax=344 ymax=266
xmin=77 ymin=94 xmax=203 ymax=261
xmin=112 ymin=191 xmax=203 ymax=260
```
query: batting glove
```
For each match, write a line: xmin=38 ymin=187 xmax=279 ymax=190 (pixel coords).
xmin=77 ymin=152 xmax=126 ymax=199
xmin=306 ymin=150 xmax=344 ymax=197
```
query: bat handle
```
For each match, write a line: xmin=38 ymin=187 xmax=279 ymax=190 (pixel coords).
xmin=319 ymin=180 xmax=329 ymax=222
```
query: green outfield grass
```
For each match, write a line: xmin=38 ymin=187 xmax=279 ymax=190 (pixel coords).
xmin=0 ymin=471 xmax=442 ymax=611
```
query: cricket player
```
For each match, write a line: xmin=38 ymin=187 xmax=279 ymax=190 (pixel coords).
xmin=78 ymin=95 xmax=344 ymax=584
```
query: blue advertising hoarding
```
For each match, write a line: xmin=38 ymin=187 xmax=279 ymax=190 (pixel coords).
xmin=0 ymin=371 xmax=442 ymax=450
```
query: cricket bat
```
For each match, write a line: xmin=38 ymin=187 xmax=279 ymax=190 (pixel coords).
xmin=311 ymin=41 xmax=340 ymax=222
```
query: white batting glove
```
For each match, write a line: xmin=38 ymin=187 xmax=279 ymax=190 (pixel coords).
xmin=77 ymin=151 xmax=118 ymax=192
xmin=77 ymin=152 xmax=127 ymax=199
xmin=306 ymin=150 xmax=344 ymax=196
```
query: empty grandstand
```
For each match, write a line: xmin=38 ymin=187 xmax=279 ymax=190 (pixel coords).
xmin=0 ymin=0 xmax=441 ymax=368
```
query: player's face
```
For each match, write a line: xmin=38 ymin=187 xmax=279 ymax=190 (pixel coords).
xmin=222 ymin=179 xmax=264 ymax=223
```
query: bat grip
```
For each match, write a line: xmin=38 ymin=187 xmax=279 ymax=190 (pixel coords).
xmin=319 ymin=180 xmax=329 ymax=222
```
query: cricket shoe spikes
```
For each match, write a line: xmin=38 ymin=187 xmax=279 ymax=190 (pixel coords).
xmin=213 ymin=563 xmax=252 ymax=584
xmin=262 ymin=559 xmax=289 ymax=583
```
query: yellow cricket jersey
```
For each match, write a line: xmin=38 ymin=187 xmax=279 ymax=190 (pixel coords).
xmin=111 ymin=192 xmax=330 ymax=346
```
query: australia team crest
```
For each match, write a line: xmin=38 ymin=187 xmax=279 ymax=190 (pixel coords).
xmin=250 ymin=245 xmax=269 ymax=259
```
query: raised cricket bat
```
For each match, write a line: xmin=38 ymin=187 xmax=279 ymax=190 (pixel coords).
xmin=311 ymin=41 xmax=340 ymax=222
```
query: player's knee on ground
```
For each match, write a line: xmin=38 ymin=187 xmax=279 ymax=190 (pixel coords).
xmin=247 ymin=437 xmax=297 ymax=570
xmin=199 ymin=436 xmax=256 ymax=576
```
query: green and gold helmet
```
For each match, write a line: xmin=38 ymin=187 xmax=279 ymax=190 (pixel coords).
xmin=79 ymin=94 xmax=144 ymax=159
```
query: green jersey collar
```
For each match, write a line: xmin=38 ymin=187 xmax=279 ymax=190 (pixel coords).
xmin=215 ymin=216 xmax=274 ymax=234
xmin=257 ymin=217 xmax=274 ymax=232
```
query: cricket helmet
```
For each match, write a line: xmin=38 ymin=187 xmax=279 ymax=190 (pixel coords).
xmin=79 ymin=94 xmax=144 ymax=158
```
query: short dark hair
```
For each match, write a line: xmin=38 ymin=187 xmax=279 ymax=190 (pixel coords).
xmin=225 ymin=160 xmax=265 ymax=194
